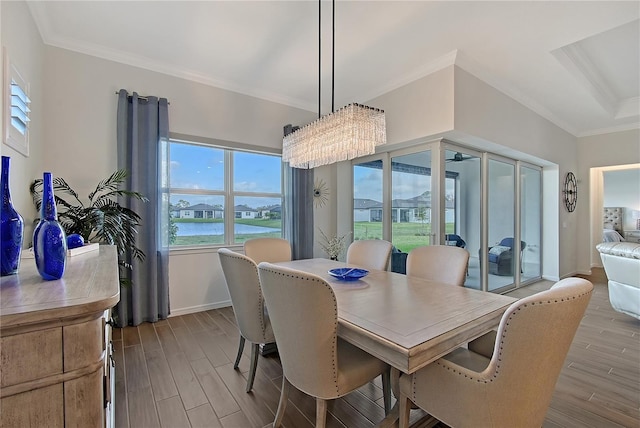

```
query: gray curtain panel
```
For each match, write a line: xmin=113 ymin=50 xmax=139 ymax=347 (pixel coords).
xmin=283 ymin=124 xmax=314 ymax=260
xmin=116 ymin=89 xmax=170 ymax=326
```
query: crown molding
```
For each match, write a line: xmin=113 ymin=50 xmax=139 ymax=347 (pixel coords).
xmin=27 ymin=3 xmax=314 ymax=111
xmin=577 ymin=121 xmax=640 ymax=138
xmin=551 ymin=44 xmax=618 ymax=117
xmin=616 ymin=96 xmax=640 ymax=120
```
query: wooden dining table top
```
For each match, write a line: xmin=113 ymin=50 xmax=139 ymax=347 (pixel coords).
xmin=272 ymin=258 xmax=517 ymax=374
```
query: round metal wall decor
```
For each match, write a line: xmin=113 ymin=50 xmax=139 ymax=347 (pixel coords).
xmin=313 ymin=178 xmax=329 ymax=208
xmin=563 ymin=172 xmax=577 ymax=212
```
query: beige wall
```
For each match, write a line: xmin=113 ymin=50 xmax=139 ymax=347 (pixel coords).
xmin=453 ymin=67 xmax=578 ymax=280
xmin=1 ymin=0 xmax=45 ymax=242
xmin=5 ymin=0 xmax=639 ymax=314
xmin=43 ymin=46 xmax=316 ymax=315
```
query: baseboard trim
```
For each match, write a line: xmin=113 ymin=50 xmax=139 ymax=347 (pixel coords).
xmin=169 ymin=300 xmax=232 ymax=317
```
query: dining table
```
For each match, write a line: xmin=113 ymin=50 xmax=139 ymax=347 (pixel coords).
xmin=272 ymin=258 xmax=518 ymax=427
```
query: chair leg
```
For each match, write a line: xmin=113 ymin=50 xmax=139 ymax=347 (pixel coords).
xmin=246 ymin=342 xmax=259 ymax=392
xmin=398 ymin=392 xmax=412 ymax=428
xmin=273 ymin=376 xmax=290 ymax=428
xmin=382 ymin=367 xmax=391 ymax=415
xmin=315 ymin=398 xmax=328 ymax=428
xmin=233 ymin=336 xmax=245 ymax=369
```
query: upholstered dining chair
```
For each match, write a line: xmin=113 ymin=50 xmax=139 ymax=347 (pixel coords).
xmin=257 ymin=262 xmax=392 ymax=427
xmin=346 ymin=239 xmax=393 ymax=271
xmin=244 ymin=237 xmax=291 ymax=264
xmin=406 ymin=245 xmax=470 ymax=286
xmin=218 ymin=248 xmax=275 ymax=393
xmin=397 ymin=277 xmax=593 ymax=428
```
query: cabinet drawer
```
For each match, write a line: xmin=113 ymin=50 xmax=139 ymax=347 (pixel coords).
xmin=0 ymin=383 xmax=63 ymax=427
xmin=63 ymin=317 xmax=104 ymax=372
xmin=0 ymin=328 xmax=62 ymax=387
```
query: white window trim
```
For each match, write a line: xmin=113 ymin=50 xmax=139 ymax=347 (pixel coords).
xmin=168 ymin=136 xmax=283 ymax=249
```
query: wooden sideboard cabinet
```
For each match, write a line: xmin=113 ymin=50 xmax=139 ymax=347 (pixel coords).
xmin=0 ymin=245 xmax=120 ymax=428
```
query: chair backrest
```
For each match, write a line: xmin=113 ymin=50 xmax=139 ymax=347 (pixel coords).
xmin=406 ymin=245 xmax=470 ymax=286
xmin=244 ymin=237 xmax=292 ymax=264
xmin=445 ymin=234 xmax=466 ymax=248
xmin=346 ymin=239 xmax=393 ymax=271
xmin=498 ymin=237 xmax=526 ymax=251
xmin=218 ymin=248 xmax=272 ymax=344
xmin=481 ymin=277 xmax=593 ymax=424
xmin=257 ymin=262 xmax=341 ymax=398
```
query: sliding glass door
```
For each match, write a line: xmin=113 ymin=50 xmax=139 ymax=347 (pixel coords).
xmin=391 ymin=150 xmax=433 ymax=254
xmin=444 ymin=146 xmax=481 ymax=289
xmin=486 ymin=157 xmax=517 ymax=292
xmin=521 ymin=164 xmax=542 ymax=282
xmin=353 ymin=159 xmax=384 ymax=240
xmin=351 ymin=140 xmax=541 ymax=291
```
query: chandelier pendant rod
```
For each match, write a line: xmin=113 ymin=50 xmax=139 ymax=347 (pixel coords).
xmin=332 ymin=0 xmax=335 ymax=113
xmin=318 ymin=0 xmax=321 ymax=120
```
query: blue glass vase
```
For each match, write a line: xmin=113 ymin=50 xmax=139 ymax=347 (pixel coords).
xmin=33 ymin=172 xmax=67 ymax=280
xmin=1 ymin=156 xmax=24 ymax=276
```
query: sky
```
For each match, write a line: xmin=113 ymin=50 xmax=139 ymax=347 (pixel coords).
xmin=169 ymin=142 xmax=282 ymax=208
xmin=169 ymin=141 xmax=457 ymax=208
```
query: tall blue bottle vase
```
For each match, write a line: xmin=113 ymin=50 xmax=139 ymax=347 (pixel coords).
xmin=1 ymin=156 xmax=24 ymax=276
xmin=33 ymin=172 xmax=67 ymax=280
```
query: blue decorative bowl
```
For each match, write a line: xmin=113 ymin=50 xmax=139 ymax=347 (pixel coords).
xmin=66 ymin=234 xmax=85 ymax=249
xmin=328 ymin=268 xmax=369 ymax=281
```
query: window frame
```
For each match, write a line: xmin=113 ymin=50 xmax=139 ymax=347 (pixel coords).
xmin=168 ymin=135 xmax=283 ymax=250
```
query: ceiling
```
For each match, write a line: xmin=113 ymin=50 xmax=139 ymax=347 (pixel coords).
xmin=27 ymin=1 xmax=640 ymax=137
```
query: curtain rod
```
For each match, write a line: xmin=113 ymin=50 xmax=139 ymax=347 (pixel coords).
xmin=115 ymin=91 xmax=170 ymax=104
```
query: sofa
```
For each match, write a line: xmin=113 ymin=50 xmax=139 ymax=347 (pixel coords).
xmin=596 ymin=242 xmax=640 ymax=319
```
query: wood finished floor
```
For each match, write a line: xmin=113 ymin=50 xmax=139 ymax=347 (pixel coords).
xmin=114 ymin=268 xmax=640 ymax=428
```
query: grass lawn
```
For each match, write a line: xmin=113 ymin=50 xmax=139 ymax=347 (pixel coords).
xmin=171 ymin=219 xmax=452 ymax=251
xmin=171 ymin=218 xmax=282 ymax=246
xmin=355 ymin=221 xmax=454 ymax=253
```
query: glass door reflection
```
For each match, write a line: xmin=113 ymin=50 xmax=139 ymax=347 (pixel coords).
xmin=390 ymin=151 xmax=432 ymax=274
xmin=444 ymin=148 xmax=481 ymax=289
xmin=487 ymin=158 xmax=517 ymax=292
xmin=353 ymin=159 xmax=384 ymax=241
xmin=521 ymin=165 xmax=542 ymax=282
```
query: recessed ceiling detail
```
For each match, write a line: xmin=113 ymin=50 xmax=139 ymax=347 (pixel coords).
xmin=26 ymin=1 xmax=640 ymax=137
xmin=552 ymin=19 xmax=639 ymax=121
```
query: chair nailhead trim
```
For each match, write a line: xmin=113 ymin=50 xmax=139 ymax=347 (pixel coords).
xmin=420 ymin=289 xmax=593 ymax=387
xmin=265 ymin=267 xmax=341 ymax=395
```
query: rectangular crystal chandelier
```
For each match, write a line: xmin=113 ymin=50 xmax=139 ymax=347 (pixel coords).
xmin=282 ymin=103 xmax=386 ymax=169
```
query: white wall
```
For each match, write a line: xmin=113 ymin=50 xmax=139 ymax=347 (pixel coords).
xmin=453 ymin=67 xmax=577 ymax=280
xmin=7 ymin=0 xmax=638 ymax=315
xmin=1 ymin=1 xmax=45 ymax=242
xmin=578 ymin=129 xmax=640 ymax=272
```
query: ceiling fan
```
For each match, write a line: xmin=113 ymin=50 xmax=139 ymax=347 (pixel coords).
xmin=446 ymin=152 xmax=474 ymax=163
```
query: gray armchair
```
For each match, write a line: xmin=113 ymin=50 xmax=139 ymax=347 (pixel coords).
xmin=483 ymin=237 xmax=526 ymax=276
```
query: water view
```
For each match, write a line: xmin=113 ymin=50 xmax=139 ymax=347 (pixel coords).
xmin=175 ymin=222 xmax=281 ymax=236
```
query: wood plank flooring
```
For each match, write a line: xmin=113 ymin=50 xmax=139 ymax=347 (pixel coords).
xmin=115 ymin=268 xmax=640 ymax=427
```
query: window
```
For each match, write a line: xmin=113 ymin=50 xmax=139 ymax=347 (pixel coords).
xmin=3 ymin=50 xmax=30 ymax=156
xmin=169 ymin=139 xmax=283 ymax=247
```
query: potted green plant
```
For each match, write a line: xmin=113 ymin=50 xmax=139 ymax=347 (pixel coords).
xmin=30 ymin=169 xmax=147 ymax=286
